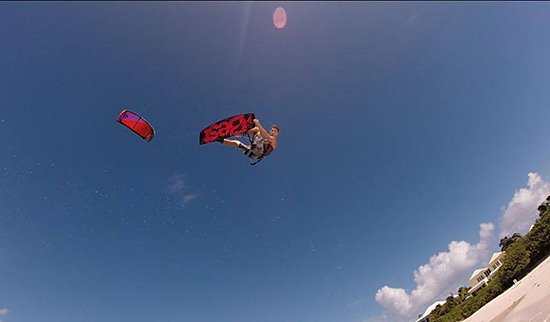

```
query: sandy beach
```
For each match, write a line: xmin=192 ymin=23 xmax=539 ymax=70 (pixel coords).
xmin=464 ymin=255 xmax=550 ymax=322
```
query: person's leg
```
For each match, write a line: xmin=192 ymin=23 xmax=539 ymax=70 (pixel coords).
xmin=221 ymin=139 xmax=242 ymax=148
xmin=221 ymin=139 xmax=250 ymax=152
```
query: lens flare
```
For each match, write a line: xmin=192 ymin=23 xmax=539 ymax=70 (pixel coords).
xmin=273 ymin=7 xmax=287 ymax=29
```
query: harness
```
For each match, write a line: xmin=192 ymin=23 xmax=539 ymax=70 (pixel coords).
xmin=245 ymin=133 xmax=273 ymax=165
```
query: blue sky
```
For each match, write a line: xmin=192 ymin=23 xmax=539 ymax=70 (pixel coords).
xmin=1 ymin=2 xmax=550 ymax=322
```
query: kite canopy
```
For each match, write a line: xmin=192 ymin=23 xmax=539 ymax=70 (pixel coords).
xmin=200 ymin=113 xmax=255 ymax=145
xmin=117 ymin=110 xmax=155 ymax=142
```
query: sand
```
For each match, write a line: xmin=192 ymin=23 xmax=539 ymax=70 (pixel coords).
xmin=463 ymin=255 xmax=550 ymax=322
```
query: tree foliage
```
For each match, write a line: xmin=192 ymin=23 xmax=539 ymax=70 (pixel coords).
xmin=525 ymin=210 xmax=550 ymax=264
xmin=494 ymin=237 xmax=530 ymax=288
xmin=499 ymin=233 xmax=522 ymax=251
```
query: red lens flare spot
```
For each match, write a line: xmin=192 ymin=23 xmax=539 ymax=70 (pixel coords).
xmin=273 ymin=7 xmax=287 ymax=29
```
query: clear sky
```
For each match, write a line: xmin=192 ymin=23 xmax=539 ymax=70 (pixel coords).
xmin=1 ymin=2 xmax=550 ymax=322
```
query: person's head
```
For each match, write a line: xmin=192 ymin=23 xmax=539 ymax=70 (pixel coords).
xmin=270 ymin=124 xmax=279 ymax=137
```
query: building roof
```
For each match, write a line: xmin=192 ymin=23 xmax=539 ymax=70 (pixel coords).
xmin=488 ymin=252 xmax=504 ymax=265
xmin=416 ymin=300 xmax=446 ymax=322
xmin=469 ymin=268 xmax=485 ymax=281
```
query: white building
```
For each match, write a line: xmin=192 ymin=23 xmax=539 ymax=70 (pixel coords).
xmin=468 ymin=252 xmax=505 ymax=295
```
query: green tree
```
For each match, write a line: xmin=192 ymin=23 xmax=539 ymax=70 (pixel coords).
xmin=445 ymin=295 xmax=457 ymax=310
xmin=457 ymin=286 xmax=469 ymax=302
xmin=525 ymin=208 xmax=550 ymax=263
xmin=499 ymin=233 xmax=522 ymax=251
xmin=429 ymin=304 xmax=444 ymax=320
xmin=495 ymin=238 xmax=530 ymax=288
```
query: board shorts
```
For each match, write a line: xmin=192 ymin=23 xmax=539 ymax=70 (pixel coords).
xmin=241 ymin=135 xmax=265 ymax=160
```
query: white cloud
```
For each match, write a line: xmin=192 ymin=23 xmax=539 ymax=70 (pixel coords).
xmin=374 ymin=223 xmax=494 ymax=321
xmin=407 ymin=13 xmax=418 ymax=24
xmin=401 ymin=12 xmax=418 ymax=28
xmin=0 ymin=308 xmax=9 ymax=322
xmin=499 ymin=172 xmax=550 ymax=238
xmin=361 ymin=315 xmax=389 ymax=322
xmin=375 ymin=287 xmax=412 ymax=318
xmin=168 ymin=174 xmax=187 ymax=193
xmin=167 ymin=174 xmax=201 ymax=206
xmin=346 ymin=297 xmax=367 ymax=308
xmin=183 ymin=193 xmax=201 ymax=204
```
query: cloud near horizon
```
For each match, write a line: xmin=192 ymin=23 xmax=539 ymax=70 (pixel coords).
xmin=0 ymin=308 xmax=9 ymax=322
xmin=499 ymin=172 xmax=550 ymax=238
xmin=375 ymin=223 xmax=494 ymax=321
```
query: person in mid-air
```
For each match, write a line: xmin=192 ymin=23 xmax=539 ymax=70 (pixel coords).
xmin=218 ymin=118 xmax=279 ymax=163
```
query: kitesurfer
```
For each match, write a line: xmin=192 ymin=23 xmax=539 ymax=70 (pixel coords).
xmin=218 ymin=118 xmax=279 ymax=163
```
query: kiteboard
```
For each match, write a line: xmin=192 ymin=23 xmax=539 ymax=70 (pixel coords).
xmin=199 ymin=113 xmax=255 ymax=145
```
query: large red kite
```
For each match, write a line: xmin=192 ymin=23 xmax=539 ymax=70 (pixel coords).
xmin=117 ymin=110 xmax=155 ymax=142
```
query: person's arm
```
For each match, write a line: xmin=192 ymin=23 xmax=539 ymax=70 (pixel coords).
xmin=247 ymin=126 xmax=260 ymax=135
xmin=253 ymin=119 xmax=274 ymax=141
